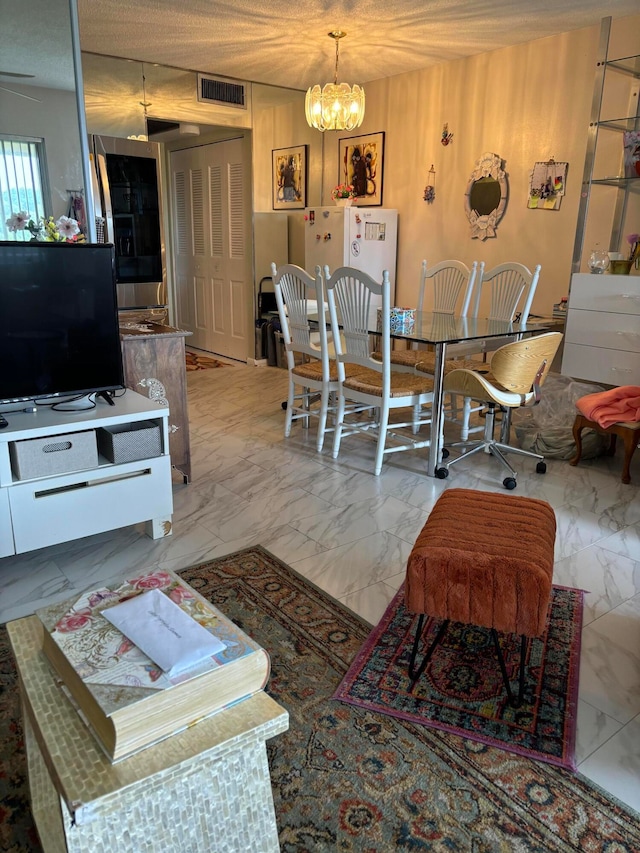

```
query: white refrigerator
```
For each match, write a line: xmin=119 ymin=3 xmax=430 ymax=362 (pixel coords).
xmin=304 ymin=207 xmax=398 ymax=304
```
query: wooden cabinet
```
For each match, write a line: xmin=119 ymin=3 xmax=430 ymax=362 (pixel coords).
xmin=120 ymin=324 xmax=192 ymax=483
xmin=561 ymin=272 xmax=640 ymax=385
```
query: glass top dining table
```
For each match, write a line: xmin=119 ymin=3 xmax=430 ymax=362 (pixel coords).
xmin=376 ymin=312 xmax=557 ymax=476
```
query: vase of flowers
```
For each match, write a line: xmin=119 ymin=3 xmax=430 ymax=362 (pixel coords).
xmin=610 ymin=259 xmax=633 ymax=275
xmin=627 ymin=232 xmax=639 ymax=269
xmin=331 ymin=184 xmax=356 ymax=207
xmin=610 ymin=233 xmax=640 ymax=275
xmin=5 ymin=211 xmax=84 ymax=242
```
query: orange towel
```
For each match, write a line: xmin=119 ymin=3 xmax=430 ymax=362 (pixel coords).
xmin=576 ymin=385 xmax=640 ymax=429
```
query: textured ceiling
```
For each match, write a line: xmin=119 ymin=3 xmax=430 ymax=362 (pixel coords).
xmin=74 ymin=0 xmax=639 ymax=90
xmin=1 ymin=1 xmax=638 ymax=96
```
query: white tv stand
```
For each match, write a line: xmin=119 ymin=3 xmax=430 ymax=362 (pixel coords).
xmin=0 ymin=390 xmax=173 ymax=558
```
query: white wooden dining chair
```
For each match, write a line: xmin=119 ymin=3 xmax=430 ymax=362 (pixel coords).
xmin=324 ymin=265 xmax=435 ymax=476
xmin=271 ymin=262 xmax=337 ymax=451
xmin=417 ymin=261 xmax=542 ymax=441
xmin=373 ymin=259 xmax=479 ymax=374
xmin=472 ymin=262 xmax=541 ymax=327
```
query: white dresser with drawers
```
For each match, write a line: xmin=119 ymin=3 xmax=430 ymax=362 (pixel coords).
xmin=561 ymin=273 xmax=640 ymax=387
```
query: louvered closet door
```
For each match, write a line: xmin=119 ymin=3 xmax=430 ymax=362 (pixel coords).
xmin=170 ymin=138 xmax=249 ymax=360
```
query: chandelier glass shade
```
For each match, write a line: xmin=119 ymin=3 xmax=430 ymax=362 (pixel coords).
xmin=305 ymin=31 xmax=365 ymax=132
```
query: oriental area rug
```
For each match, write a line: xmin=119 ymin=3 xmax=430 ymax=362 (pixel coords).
xmin=185 ymin=350 xmax=229 ymax=370
xmin=334 ymin=586 xmax=582 ymax=770
xmin=1 ymin=546 xmax=639 ymax=852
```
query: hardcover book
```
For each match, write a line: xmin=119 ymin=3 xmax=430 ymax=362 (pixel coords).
xmin=36 ymin=569 xmax=270 ymax=762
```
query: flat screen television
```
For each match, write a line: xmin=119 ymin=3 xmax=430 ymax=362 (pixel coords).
xmin=0 ymin=241 xmax=124 ymax=410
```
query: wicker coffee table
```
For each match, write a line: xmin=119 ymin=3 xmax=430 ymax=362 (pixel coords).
xmin=7 ymin=615 xmax=288 ymax=853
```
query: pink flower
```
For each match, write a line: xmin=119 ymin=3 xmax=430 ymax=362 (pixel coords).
xmin=168 ymin=585 xmax=195 ymax=605
xmin=129 ymin=571 xmax=173 ymax=590
xmin=331 ymin=183 xmax=356 ymax=200
xmin=5 ymin=211 xmax=30 ymax=232
xmin=626 ymin=233 xmax=640 ymax=262
xmin=55 ymin=215 xmax=80 ymax=239
xmin=56 ymin=609 xmax=93 ymax=632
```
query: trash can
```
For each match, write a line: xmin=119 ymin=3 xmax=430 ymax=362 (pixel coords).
xmin=255 ymin=318 xmax=269 ymax=359
xmin=275 ymin=332 xmax=287 ymax=369
xmin=266 ymin=318 xmax=281 ymax=366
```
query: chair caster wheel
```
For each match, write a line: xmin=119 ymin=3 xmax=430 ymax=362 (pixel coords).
xmin=442 ymin=448 xmax=450 ymax=459
xmin=503 ymin=477 xmax=517 ymax=490
xmin=435 ymin=467 xmax=449 ymax=479
xmin=536 ymin=461 xmax=546 ymax=474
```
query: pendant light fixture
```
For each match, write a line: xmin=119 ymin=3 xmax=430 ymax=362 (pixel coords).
xmin=305 ymin=31 xmax=365 ymax=132
xmin=127 ymin=62 xmax=151 ymax=141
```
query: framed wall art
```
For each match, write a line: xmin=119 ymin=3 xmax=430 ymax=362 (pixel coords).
xmin=338 ymin=131 xmax=385 ymax=206
xmin=272 ymin=145 xmax=307 ymax=209
xmin=527 ymin=159 xmax=568 ymax=210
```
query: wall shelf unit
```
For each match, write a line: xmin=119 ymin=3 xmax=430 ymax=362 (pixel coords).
xmin=571 ymin=17 xmax=640 ymax=278
xmin=563 ymin=17 xmax=640 ymax=386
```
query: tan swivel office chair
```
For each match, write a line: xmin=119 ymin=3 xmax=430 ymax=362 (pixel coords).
xmin=434 ymin=332 xmax=563 ymax=489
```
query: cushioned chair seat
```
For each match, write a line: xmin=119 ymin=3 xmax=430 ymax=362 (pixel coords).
xmin=292 ymin=360 xmax=366 ymax=382
xmin=413 ymin=352 xmax=479 ymax=375
xmin=342 ymin=367 xmax=434 ymax=399
xmin=370 ymin=349 xmax=477 ymax=373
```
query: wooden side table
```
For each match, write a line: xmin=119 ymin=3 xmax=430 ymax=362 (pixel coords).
xmin=7 ymin=616 xmax=288 ymax=853
xmin=570 ymin=413 xmax=640 ymax=484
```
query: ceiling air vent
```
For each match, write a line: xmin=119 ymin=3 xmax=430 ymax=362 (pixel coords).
xmin=197 ymin=74 xmax=247 ymax=109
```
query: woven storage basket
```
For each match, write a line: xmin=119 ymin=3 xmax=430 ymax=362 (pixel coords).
xmin=97 ymin=421 xmax=161 ymax=464
xmin=10 ymin=431 xmax=98 ymax=480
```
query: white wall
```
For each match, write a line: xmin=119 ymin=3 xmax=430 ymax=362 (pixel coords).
xmin=0 ymin=84 xmax=83 ymax=222
xmin=251 ymin=85 xmax=323 ymax=210
xmin=75 ymin=12 xmax=640 ymax=348
xmin=82 ymin=54 xmax=254 ymax=139
xmin=323 ymin=26 xmax=600 ymax=316
xmin=252 ymin=14 xmax=640 ymax=318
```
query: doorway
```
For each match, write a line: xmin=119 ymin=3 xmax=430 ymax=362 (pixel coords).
xmin=170 ymin=137 xmax=250 ymax=361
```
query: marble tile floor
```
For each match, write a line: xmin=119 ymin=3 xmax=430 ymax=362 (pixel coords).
xmin=1 ymin=361 xmax=640 ymax=819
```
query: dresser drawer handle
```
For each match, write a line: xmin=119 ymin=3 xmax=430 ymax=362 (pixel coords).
xmin=611 ymin=367 xmax=632 ymax=373
xmin=617 ymin=331 xmax=640 ymax=337
xmin=619 ymin=294 xmax=640 ymax=300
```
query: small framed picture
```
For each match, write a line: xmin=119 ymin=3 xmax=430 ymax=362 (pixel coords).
xmin=337 ymin=131 xmax=385 ymax=206
xmin=272 ymin=145 xmax=307 ymax=209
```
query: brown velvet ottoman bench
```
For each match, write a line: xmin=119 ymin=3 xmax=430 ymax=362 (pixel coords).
xmin=405 ymin=488 xmax=556 ymax=707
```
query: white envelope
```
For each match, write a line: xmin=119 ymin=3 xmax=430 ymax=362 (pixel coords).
xmin=103 ymin=588 xmax=226 ymax=674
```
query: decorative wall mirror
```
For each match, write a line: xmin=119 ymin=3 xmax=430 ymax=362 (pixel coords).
xmin=464 ymin=152 xmax=508 ymax=240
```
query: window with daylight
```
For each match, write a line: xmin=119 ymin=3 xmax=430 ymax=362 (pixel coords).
xmin=0 ymin=136 xmax=48 ymax=240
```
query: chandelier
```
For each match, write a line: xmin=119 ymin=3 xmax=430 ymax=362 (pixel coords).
xmin=305 ymin=31 xmax=365 ymax=132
